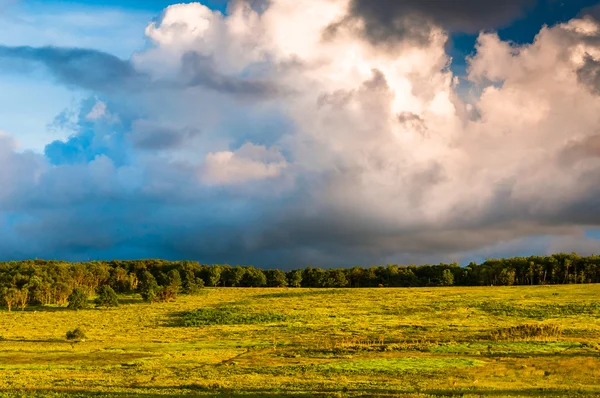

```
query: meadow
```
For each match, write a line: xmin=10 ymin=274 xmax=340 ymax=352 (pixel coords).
xmin=1 ymin=285 xmax=600 ymax=397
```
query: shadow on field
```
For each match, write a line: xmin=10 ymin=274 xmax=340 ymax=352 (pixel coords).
xmin=15 ymin=306 xmax=73 ymax=312
xmin=253 ymin=289 xmax=347 ymax=299
xmin=117 ymin=296 xmax=144 ymax=305
xmin=2 ymin=387 xmax=596 ymax=397
xmin=0 ymin=338 xmax=68 ymax=344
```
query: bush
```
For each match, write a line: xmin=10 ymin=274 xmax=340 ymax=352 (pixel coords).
xmin=490 ymin=323 xmax=562 ymax=341
xmin=67 ymin=288 xmax=88 ymax=310
xmin=157 ymin=286 xmax=177 ymax=302
xmin=66 ymin=327 xmax=87 ymax=340
xmin=178 ymin=307 xmax=288 ymax=326
xmin=95 ymin=285 xmax=119 ymax=308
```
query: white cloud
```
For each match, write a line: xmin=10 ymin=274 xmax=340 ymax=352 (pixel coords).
xmin=132 ymin=1 xmax=600 ymax=258
xmin=86 ymin=100 xmax=107 ymax=120
xmin=202 ymin=143 xmax=287 ymax=185
xmin=2 ymin=0 xmax=600 ymax=265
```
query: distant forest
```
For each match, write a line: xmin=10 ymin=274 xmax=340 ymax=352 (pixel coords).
xmin=1 ymin=253 xmax=600 ymax=309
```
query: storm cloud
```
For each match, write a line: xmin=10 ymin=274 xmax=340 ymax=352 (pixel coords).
xmin=333 ymin=0 xmax=536 ymax=45
xmin=1 ymin=0 xmax=600 ymax=267
xmin=0 ymin=45 xmax=148 ymax=92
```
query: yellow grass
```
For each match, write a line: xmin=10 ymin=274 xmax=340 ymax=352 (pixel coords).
xmin=1 ymin=285 xmax=600 ymax=397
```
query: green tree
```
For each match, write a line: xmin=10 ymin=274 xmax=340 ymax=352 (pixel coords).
xmin=1 ymin=287 xmax=19 ymax=312
xmin=287 ymin=270 xmax=303 ymax=288
xmin=183 ymin=270 xmax=205 ymax=294
xmin=207 ymin=266 xmax=222 ymax=287
xmin=67 ymin=288 xmax=88 ymax=310
xmin=222 ymin=266 xmax=245 ymax=287
xmin=95 ymin=285 xmax=119 ymax=308
xmin=242 ymin=267 xmax=267 ymax=287
xmin=17 ymin=287 xmax=29 ymax=311
xmin=167 ymin=269 xmax=182 ymax=293
xmin=325 ymin=269 xmax=348 ymax=287
xmin=140 ymin=271 xmax=160 ymax=303
xmin=266 ymin=269 xmax=288 ymax=287
xmin=439 ymin=269 xmax=454 ymax=286
xmin=498 ymin=269 xmax=516 ymax=286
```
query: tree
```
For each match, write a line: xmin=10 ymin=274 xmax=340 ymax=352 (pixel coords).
xmin=1 ymin=287 xmax=19 ymax=312
xmin=498 ymin=269 xmax=516 ymax=286
xmin=54 ymin=282 xmax=72 ymax=305
xmin=287 ymin=270 xmax=303 ymax=288
xmin=29 ymin=276 xmax=52 ymax=306
xmin=67 ymin=288 xmax=88 ymax=310
xmin=266 ymin=270 xmax=288 ymax=287
xmin=167 ymin=269 xmax=182 ymax=293
xmin=303 ymin=267 xmax=326 ymax=287
xmin=222 ymin=266 xmax=245 ymax=287
xmin=241 ymin=267 xmax=267 ymax=287
xmin=17 ymin=287 xmax=29 ymax=311
xmin=207 ymin=266 xmax=222 ymax=287
xmin=439 ymin=269 xmax=454 ymax=286
xmin=95 ymin=285 xmax=119 ymax=308
xmin=139 ymin=271 xmax=160 ymax=303
xmin=109 ymin=266 xmax=131 ymax=293
xmin=183 ymin=270 xmax=205 ymax=294
xmin=325 ymin=269 xmax=348 ymax=287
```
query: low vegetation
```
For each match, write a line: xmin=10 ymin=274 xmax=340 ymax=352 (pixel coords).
xmin=489 ymin=323 xmax=563 ymax=341
xmin=176 ymin=307 xmax=289 ymax=326
xmin=65 ymin=327 xmax=86 ymax=341
xmin=0 ymin=284 xmax=599 ymax=397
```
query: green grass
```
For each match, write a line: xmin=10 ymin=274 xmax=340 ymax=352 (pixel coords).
xmin=175 ymin=307 xmax=289 ymax=326
xmin=1 ymin=285 xmax=600 ymax=397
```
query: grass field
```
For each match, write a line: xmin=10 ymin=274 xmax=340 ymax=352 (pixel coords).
xmin=1 ymin=285 xmax=600 ymax=397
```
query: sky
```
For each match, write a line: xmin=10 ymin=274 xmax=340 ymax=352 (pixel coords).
xmin=1 ymin=0 xmax=600 ymax=268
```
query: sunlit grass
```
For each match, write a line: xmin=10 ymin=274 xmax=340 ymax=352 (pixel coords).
xmin=0 ymin=285 xmax=599 ymax=397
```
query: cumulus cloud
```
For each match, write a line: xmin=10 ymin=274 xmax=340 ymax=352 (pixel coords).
xmin=1 ymin=0 xmax=600 ymax=266
xmin=202 ymin=143 xmax=288 ymax=185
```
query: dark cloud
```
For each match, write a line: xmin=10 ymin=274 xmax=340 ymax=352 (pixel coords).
xmin=129 ymin=120 xmax=201 ymax=150
xmin=180 ymin=52 xmax=284 ymax=97
xmin=559 ymin=134 xmax=600 ymax=166
xmin=577 ymin=53 xmax=600 ymax=95
xmin=3 ymin=4 xmax=600 ymax=268
xmin=581 ymin=3 xmax=600 ymax=20
xmin=0 ymin=45 xmax=289 ymax=100
xmin=340 ymin=0 xmax=536 ymax=45
xmin=0 ymin=46 xmax=148 ymax=92
xmin=397 ymin=112 xmax=428 ymax=135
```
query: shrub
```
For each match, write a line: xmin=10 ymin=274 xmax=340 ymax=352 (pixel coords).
xmin=67 ymin=288 xmax=88 ymax=310
xmin=95 ymin=285 xmax=119 ymax=308
xmin=177 ymin=307 xmax=288 ymax=326
xmin=490 ymin=323 xmax=562 ymax=341
xmin=66 ymin=327 xmax=87 ymax=340
xmin=157 ymin=286 xmax=177 ymax=302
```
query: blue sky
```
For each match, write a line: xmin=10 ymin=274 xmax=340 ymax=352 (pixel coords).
xmin=1 ymin=0 xmax=600 ymax=266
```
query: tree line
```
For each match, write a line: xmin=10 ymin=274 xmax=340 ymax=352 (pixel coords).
xmin=1 ymin=253 xmax=600 ymax=310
